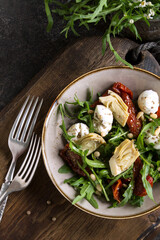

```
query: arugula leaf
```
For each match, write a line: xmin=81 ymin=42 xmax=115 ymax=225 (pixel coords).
xmin=86 ymin=195 xmax=98 ymax=209
xmin=45 ymin=0 xmax=160 ymax=67
xmin=118 ymin=178 xmax=134 ymax=207
xmin=58 ymin=164 xmax=73 ymax=173
xmin=105 ymin=165 xmax=133 ymax=190
xmin=72 ymin=181 xmax=97 ymax=206
xmin=86 ymin=184 xmax=95 ymax=200
xmin=58 ymin=104 xmax=74 ymax=142
xmin=44 ymin=0 xmax=53 ymax=32
xmin=140 ymin=153 xmax=154 ymax=201
xmin=129 ymin=195 xmax=144 ymax=207
xmin=136 ymin=122 xmax=155 ymax=151
xmin=91 ymin=168 xmax=109 ymax=201
xmin=149 ymin=167 xmax=160 ymax=184
xmin=85 ymin=158 xmax=106 ymax=168
xmin=63 ymin=93 xmax=94 ymax=132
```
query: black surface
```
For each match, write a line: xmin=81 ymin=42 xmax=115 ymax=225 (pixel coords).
xmin=0 ymin=0 xmax=100 ymax=110
xmin=0 ymin=1 xmax=159 ymax=111
xmin=0 ymin=0 xmax=67 ymax=109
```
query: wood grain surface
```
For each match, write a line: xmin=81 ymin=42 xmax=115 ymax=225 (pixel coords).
xmin=0 ymin=36 xmax=160 ymax=240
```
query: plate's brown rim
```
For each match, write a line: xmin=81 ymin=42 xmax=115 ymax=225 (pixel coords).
xmin=42 ymin=66 xmax=160 ymax=220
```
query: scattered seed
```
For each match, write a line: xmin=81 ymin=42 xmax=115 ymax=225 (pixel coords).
xmin=52 ymin=217 xmax=57 ymax=222
xmin=26 ymin=211 xmax=31 ymax=215
xmin=90 ymin=174 xmax=96 ymax=181
xmin=47 ymin=200 xmax=51 ymax=205
xmin=150 ymin=113 xmax=157 ymax=119
xmin=127 ymin=133 xmax=133 ymax=139
xmin=137 ymin=111 xmax=144 ymax=121
xmin=94 ymin=151 xmax=100 ymax=158
xmin=154 ymin=126 xmax=160 ymax=136
xmin=95 ymin=190 xmax=101 ymax=196
xmin=122 ymin=183 xmax=128 ymax=188
xmin=101 ymin=132 xmax=106 ymax=137
xmin=150 ymin=164 xmax=154 ymax=168
xmin=88 ymin=109 xmax=94 ymax=114
xmin=96 ymin=184 xmax=102 ymax=192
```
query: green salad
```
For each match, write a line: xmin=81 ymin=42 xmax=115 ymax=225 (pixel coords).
xmin=58 ymin=82 xmax=160 ymax=208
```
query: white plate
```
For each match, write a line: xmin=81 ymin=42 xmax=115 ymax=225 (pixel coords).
xmin=42 ymin=66 xmax=160 ymax=219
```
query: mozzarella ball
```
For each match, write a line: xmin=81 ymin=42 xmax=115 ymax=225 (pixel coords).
xmin=144 ymin=128 xmax=160 ymax=150
xmin=67 ymin=123 xmax=89 ymax=142
xmin=138 ymin=90 xmax=159 ymax=114
xmin=93 ymin=105 xmax=113 ymax=137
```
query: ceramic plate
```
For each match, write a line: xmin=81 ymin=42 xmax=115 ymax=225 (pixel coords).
xmin=42 ymin=66 xmax=160 ymax=219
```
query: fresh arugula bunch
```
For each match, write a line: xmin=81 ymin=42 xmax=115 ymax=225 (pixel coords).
xmin=58 ymin=90 xmax=160 ymax=209
xmin=58 ymin=93 xmax=144 ymax=208
xmin=135 ymin=116 xmax=160 ymax=202
xmin=44 ymin=0 xmax=160 ymax=67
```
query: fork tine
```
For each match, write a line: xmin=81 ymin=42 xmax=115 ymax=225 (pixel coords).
xmin=17 ymin=134 xmax=36 ymax=176
xmin=25 ymin=99 xmax=43 ymax=143
xmin=9 ymin=96 xmax=30 ymax=138
xmin=20 ymin=135 xmax=39 ymax=179
xmin=20 ymin=97 xmax=39 ymax=142
xmin=15 ymin=97 xmax=34 ymax=140
xmin=26 ymin=145 xmax=41 ymax=184
xmin=23 ymin=137 xmax=41 ymax=181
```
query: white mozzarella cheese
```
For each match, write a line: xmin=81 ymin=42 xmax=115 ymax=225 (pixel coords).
xmin=138 ymin=90 xmax=159 ymax=114
xmin=144 ymin=128 xmax=160 ymax=150
xmin=93 ymin=105 xmax=113 ymax=137
xmin=67 ymin=123 xmax=89 ymax=142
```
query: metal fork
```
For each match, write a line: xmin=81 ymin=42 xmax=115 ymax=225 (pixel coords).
xmin=0 ymin=96 xmax=43 ymax=221
xmin=0 ymin=134 xmax=41 ymax=206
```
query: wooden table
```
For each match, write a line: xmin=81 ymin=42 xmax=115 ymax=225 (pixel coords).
xmin=0 ymin=36 xmax=160 ymax=240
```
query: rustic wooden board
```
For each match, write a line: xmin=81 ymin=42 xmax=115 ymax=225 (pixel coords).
xmin=0 ymin=36 xmax=160 ymax=240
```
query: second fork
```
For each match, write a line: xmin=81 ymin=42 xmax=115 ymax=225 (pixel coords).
xmin=0 ymin=96 xmax=43 ymax=222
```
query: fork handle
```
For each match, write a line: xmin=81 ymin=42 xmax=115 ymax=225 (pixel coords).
xmin=0 ymin=158 xmax=16 ymax=222
xmin=0 ymin=187 xmax=10 ymax=206
xmin=0 ymin=182 xmax=10 ymax=222
xmin=5 ymin=159 xmax=16 ymax=182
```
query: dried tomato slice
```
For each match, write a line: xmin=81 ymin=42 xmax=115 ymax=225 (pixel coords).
xmin=121 ymin=92 xmax=142 ymax=137
xmin=90 ymin=82 xmax=132 ymax=108
xmin=112 ymin=82 xmax=133 ymax=99
xmin=59 ymin=144 xmax=91 ymax=177
xmin=112 ymin=179 xmax=123 ymax=202
xmin=133 ymin=158 xmax=153 ymax=197
xmin=90 ymin=82 xmax=142 ymax=137
xmin=157 ymin=106 xmax=160 ymax=118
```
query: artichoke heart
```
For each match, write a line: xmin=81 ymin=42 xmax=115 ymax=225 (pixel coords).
xmin=76 ymin=133 xmax=106 ymax=156
xmin=109 ymin=139 xmax=140 ymax=176
xmin=99 ymin=90 xmax=129 ymax=127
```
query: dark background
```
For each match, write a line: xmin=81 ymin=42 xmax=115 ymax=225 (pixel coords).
xmin=0 ymin=0 xmax=159 ymax=111
xmin=0 ymin=0 xmax=101 ymax=110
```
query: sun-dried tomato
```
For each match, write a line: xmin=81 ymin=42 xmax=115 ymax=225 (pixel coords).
xmin=133 ymin=158 xmax=153 ymax=197
xmin=59 ymin=144 xmax=91 ymax=177
xmin=111 ymin=82 xmax=142 ymax=137
xmin=121 ymin=92 xmax=142 ymax=137
xmin=90 ymin=82 xmax=133 ymax=108
xmin=133 ymin=157 xmax=143 ymax=178
xmin=90 ymin=82 xmax=142 ymax=136
xmin=134 ymin=175 xmax=153 ymax=197
xmin=112 ymin=179 xmax=123 ymax=202
xmin=156 ymin=106 xmax=160 ymax=118
xmin=112 ymin=82 xmax=133 ymax=99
